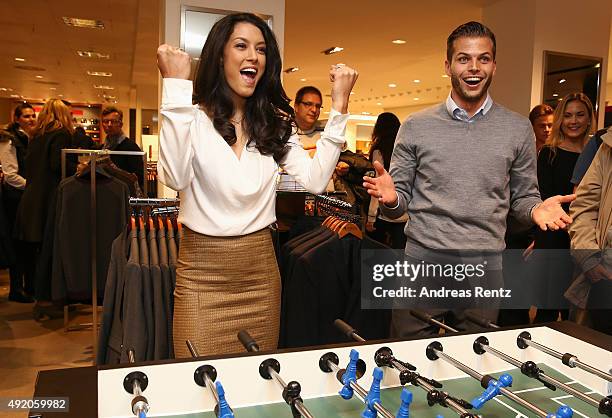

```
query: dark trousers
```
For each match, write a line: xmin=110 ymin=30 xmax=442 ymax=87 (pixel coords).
xmin=390 ymin=255 xmax=502 ymax=338
xmin=2 ymin=185 xmax=35 ymax=295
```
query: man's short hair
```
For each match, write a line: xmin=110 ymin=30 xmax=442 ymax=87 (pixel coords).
xmin=13 ymin=102 xmax=34 ymax=120
xmin=528 ymin=104 xmax=554 ymax=125
xmin=447 ymin=21 xmax=496 ymax=62
xmin=102 ymin=106 xmax=123 ymax=121
xmin=295 ymin=86 xmax=322 ymax=105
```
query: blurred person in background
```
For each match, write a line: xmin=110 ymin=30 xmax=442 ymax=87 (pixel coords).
xmin=567 ymin=127 xmax=612 ymax=334
xmin=533 ymin=92 xmax=594 ymax=324
xmin=0 ymin=103 xmax=36 ymax=302
xmin=101 ymin=106 xmax=144 ymax=187
xmin=529 ymin=104 xmax=553 ymax=153
xmin=366 ymin=112 xmax=407 ymax=249
xmin=14 ymin=99 xmax=76 ymax=317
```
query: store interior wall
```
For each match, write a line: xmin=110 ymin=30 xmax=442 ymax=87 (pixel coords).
xmin=483 ymin=0 xmax=611 ymax=126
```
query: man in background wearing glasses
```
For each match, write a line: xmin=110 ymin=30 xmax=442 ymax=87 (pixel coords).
xmin=293 ymin=86 xmax=338 ymax=193
xmin=101 ymin=106 xmax=144 ymax=187
xmin=294 ymin=86 xmax=325 ymax=154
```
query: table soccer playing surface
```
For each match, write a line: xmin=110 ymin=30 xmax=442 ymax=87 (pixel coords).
xmin=161 ymin=363 xmax=601 ymax=418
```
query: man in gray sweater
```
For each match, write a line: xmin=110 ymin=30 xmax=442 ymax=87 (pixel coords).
xmin=364 ymin=21 xmax=575 ymax=336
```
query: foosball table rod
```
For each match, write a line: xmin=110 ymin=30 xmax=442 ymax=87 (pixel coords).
xmin=319 ymin=350 xmax=396 ymax=418
xmin=474 ymin=336 xmax=612 ymax=416
xmin=517 ymin=331 xmax=612 ymax=382
xmin=237 ymin=331 xmax=315 ymax=418
xmin=186 ymin=340 xmax=234 ymax=418
xmin=426 ymin=341 xmax=572 ymax=418
xmin=124 ymin=348 xmax=150 ymax=418
xmin=334 ymin=318 xmax=475 ymax=417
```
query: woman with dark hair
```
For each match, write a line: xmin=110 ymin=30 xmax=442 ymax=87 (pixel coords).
xmin=366 ymin=112 xmax=406 ymax=248
xmin=157 ymin=13 xmax=357 ymax=357
xmin=0 ymin=102 xmax=36 ymax=302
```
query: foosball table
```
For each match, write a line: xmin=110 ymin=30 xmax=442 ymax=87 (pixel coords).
xmin=30 ymin=321 xmax=612 ymax=418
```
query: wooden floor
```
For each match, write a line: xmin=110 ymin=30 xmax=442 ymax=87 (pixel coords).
xmin=0 ymin=269 xmax=94 ymax=418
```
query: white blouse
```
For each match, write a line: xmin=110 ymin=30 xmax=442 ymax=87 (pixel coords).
xmin=158 ymin=78 xmax=349 ymax=237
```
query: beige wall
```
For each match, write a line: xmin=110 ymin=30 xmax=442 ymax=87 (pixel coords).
xmin=482 ymin=0 xmax=536 ymax=117
xmin=385 ymin=102 xmax=440 ymax=122
xmin=483 ymin=0 xmax=611 ymax=128
xmin=0 ymin=98 xmax=12 ymax=125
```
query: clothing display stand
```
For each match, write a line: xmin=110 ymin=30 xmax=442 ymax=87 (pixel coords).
xmin=60 ymin=149 xmax=147 ymax=359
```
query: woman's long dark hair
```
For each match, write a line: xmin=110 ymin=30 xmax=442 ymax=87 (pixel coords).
xmin=369 ymin=112 xmax=401 ymax=170
xmin=193 ymin=13 xmax=295 ymax=162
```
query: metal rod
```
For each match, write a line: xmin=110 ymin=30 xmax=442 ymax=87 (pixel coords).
xmin=91 ymin=155 xmax=98 ymax=362
xmin=483 ymin=344 xmax=601 ymax=408
xmin=293 ymin=401 xmax=315 ymax=418
xmin=326 ymin=360 xmax=395 ymax=418
xmin=522 ymin=338 xmax=612 ymax=381
xmin=523 ymin=339 xmax=564 ymax=359
xmin=576 ymin=361 xmax=612 ymax=382
xmin=479 ymin=344 xmax=523 ymax=369
xmin=389 ymin=358 xmax=470 ymax=416
xmin=268 ymin=368 xmax=316 ymax=418
xmin=432 ymin=348 xmax=548 ymax=417
xmin=434 ymin=350 xmax=483 ymax=381
xmin=203 ymin=372 xmax=220 ymax=405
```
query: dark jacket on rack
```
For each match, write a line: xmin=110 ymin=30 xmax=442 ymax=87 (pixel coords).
xmin=279 ymin=225 xmax=390 ymax=348
xmin=51 ymin=175 xmax=130 ymax=303
xmin=14 ymin=127 xmax=76 ymax=243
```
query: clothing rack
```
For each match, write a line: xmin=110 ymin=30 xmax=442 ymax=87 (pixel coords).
xmin=129 ymin=197 xmax=179 ymax=206
xmin=314 ymin=194 xmax=362 ymax=225
xmin=60 ymin=149 xmax=147 ymax=359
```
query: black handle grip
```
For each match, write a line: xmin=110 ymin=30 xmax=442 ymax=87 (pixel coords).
xmin=334 ymin=319 xmax=356 ymax=338
xmin=238 ymin=330 xmax=260 ymax=352
xmin=410 ymin=309 xmax=433 ymax=324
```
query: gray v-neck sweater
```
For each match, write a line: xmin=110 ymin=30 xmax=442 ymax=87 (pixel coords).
xmin=381 ymin=102 xmax=541 ymax=263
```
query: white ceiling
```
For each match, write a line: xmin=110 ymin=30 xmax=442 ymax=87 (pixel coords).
xmin=0 ymin=0 xmax=158 ymax=108
xmin=0 ymin=0 xmax=610 ymax=115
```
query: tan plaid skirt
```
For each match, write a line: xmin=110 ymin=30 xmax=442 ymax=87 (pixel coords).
xmin=173 ymin=227 xmax=280 ymax=358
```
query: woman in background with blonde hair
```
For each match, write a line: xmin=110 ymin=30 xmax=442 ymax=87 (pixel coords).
xmin=15 ymin=99 xmax=76 ymax=315
xmin=533 ymin=92 xmax=595 ymax=324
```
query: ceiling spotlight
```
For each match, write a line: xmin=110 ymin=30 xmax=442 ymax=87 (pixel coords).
xmin=391 ymin=39 xmax=406 ymax=44
xmin=350 ymin=92 xmax=355 ymax=95
xmin=552 ymin=93 xmax=559 ymax=97
xmin=300 ymin=78 xmax=307 ymax=82
xmin=559 ymin=78 xmax=567 ymax=84
xmin=413 ymin=79 xmax=421 ymax=83
xmin=322 ymin=46 xmax=344 ymax=55
xmin=361 ymin=112 xmax=371 ymax=115
xmin=94 ymin=85 xmax=114 ymax=90
xmin=442 ymin=74 xmax=449 ymax=78
xmin=77 ymin=50 xmax=110 ymax=59
xmin=10 ymin=94 xmax=20 ymax=98
xmin=284 ymin=67 xmax=299 ymax=73
xmin=413 ymin=97 xmax=420 ymax=101
xmin=376 ymin=102 xmax=382 ymax=106
xmin=62 ymin=17 xmax=105 ymax=29
xmin=388 ymin=83 xmax=397 ymax=88
xmin=49 ymin=87 xmax=57 ymax=90
xmin=35 ymin=75 xmax=43 ymax=79
xmin=87 ymin=71 xmax=112 ymax=77
xmin=14 ymin=57 xmax=25 ymax=62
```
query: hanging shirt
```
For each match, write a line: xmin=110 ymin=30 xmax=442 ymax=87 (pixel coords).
xmin=158 ymin=78 xmax=349 ymax=237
